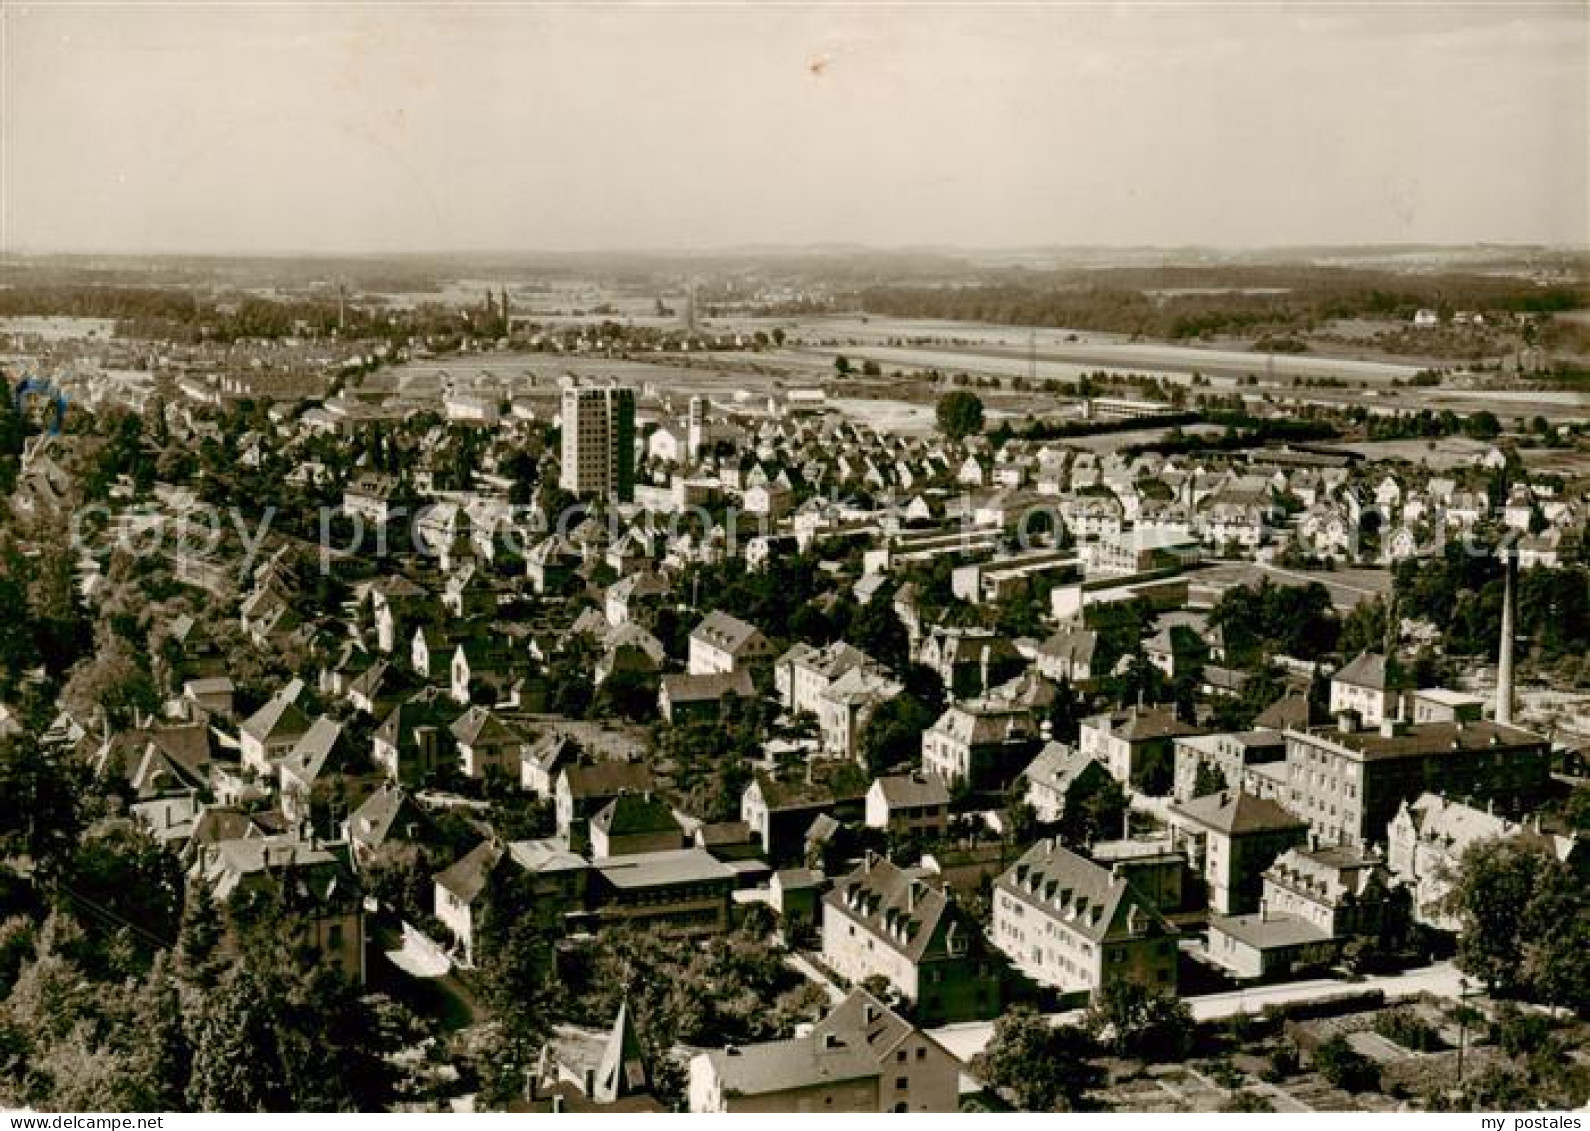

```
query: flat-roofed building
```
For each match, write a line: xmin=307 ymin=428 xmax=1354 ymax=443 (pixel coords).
xmin=1081 ymin=527 xmax=1202 ymax=578
xmin=1409 ymin=687 xmax=1486 ymax=725
xmin=1282 ymin=719 xmax=1552 ymax=849
xmin=1172 ymin=730 xmax=1287 ymax=802
xmin=591 ymin=847 xmax=736 ymax=937
xmin=560 ymin=382 xmax=636 ymax=502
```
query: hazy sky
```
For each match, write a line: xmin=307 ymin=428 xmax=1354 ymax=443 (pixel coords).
xmin=3 ymin=2 xmax=1586 ymax=254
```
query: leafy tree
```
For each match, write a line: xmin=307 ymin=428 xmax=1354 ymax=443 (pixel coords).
xmin=1208 ymin=579 xmax=1340 ymax=664
xmin=970 ymin=1006 xmax=1103 ymax=1111
xmin=1559 ymin=784 xmax=1590 ymax=833
xmin=1311 ymin=1033 xmax=1379 ymax=1093
xmin=1045 ymin=677 xmax=1086 ymax=744
xmin=843 ymin=591 xmax=910 ymax=670
xmin=592 ymin=667 xmax=658 ymax=723
xmin=175 ymin=881 xmax=224 ymax=989
xmin=1084 ymin=978 xmax=1193 ymax=1061
xmin=185 ymin=966 xmax=282 ymax=1111
xmin=0 ymin=733 xmax=82 ymax=878
xmin=1464 ymin=411 xmax=1501 ymax=441
xmin=186 ymin=958 xmax=399 ymax=1112
xmin=1449 ymin=837 xmax=1588 ymax=1009
xmin=859 ymin=693 xmax=937 ymax=776
xmin=473 ymin=884 xmax=558 ymax=1105
xmin=58 ymin=818 xmax=185 ymax=973
xmin=1192 ymin=761 xmax=1229 ymax=799
xmin=1057 ymin=774 xmax=1128 ymax=848
xmin=60 ymin=636 xmax=159 ymax=731
xmin=935 ymin=390 xmax=986 ymax=441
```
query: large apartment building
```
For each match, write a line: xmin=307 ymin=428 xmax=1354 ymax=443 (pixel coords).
xmin=821 ymin=856 xmax=1000 ymax=1025
xmin=560 ymin=382 xmax=636 ymax=502
xmin=1282 ymin=718 xmax=1552 ymax=849
xmin=991 ymin=838 xmax=1178 ymax=998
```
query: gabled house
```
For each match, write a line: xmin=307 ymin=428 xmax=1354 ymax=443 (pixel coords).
xmin=659 ymin=669 xmax=756 ymax=725
xmin=195 ymin=833 xmax=365 ymax=982
xmin=688 ymin=989 xmax=959 ymax=1113
xmin=451 ymin=638 xmax=521 ymax=707
xmin=1207 ymin=844 xmax=1408 ymax=979
xmin=521 ymin=732 xmax=580 ymax=798
xmin=920 ymin=699 xmax=1041 ymax=793
xmin=742 ymin=771 xmax=866 ymax=865
xmin=821 ymin=856 xmax=999 ymax=1025
xmin=916 ymin=627 xmax=1023 ymax=700
xmin=239 ymin=679 xmax=311 ymax=776
xmin=1329 ymin=651 xmax=1396 ymax=728
xmin=434 ymin=838 xmax=591 ymax=964
xmin=343 ymin=783 xmax=444 ymax=869
xmin=556 ymin=761 xmax=654 ymax=852
xmin=688 ymin=611 xmax=775 ymax=676
xmin=590 ymin=792 xmax=685 ymax=859
xmin=1166 ymin=790 xmax=1309 ymax=915
xmin=277 ymin=716 xmax=351 ymax=824
xmin=1018 ymin=742 xmax=1115 ymax=825
xmin=595 ymin=624 xmax=667 ymax=687
xmin=991 ymin=838 xmax=1178 ymax=998
xmin=1033 ymin=628 xmax=1099 ymax=687
xmin=1079 ymin=706 xmax=1200 ymax=795
xmin=367 ymin=574 xmax=432 ymax=654
xmin=603 ymin=572 xmax=672 ymax=629
xmin=450 ymin=705 xmax=530 ymax=781
xmin=103 ymin=722 xmax=214 ymax=801
xmin=373 ymin=687 xmax=457 ymax=786
xmin=864 ymin=774 xmax=951 ymax=839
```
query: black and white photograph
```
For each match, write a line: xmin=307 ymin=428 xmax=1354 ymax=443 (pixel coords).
xmin=0 ymin=0 xmax=1587 ymax=1116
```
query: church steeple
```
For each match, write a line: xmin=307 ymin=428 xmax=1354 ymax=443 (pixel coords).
xmin=592 ymin=1000 xmax=649 ymax=1103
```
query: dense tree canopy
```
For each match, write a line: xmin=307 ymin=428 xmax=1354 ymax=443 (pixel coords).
xmin=971 ymin=1006 xmax=1103 ymax=1111
xmin=1450 ymin=837 xmax=1589 ymax=1013
xmin=935 ymin=391 xmax=986 ymax=441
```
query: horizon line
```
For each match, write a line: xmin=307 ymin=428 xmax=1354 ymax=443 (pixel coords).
xmin=3 ymin=240 xmax=1588 ymax=264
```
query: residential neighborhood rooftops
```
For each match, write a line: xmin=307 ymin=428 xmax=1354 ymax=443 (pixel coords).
xmin=697 ymin=1033 xmax=880 ymax=1098
xmin=434 ymin=839 xmax=504 ymax=905
xmin=1212 ymin=910 xmax=1333 ymax=950
xmin=1171 ymin=790 xmax=1308 ymax=836
xmin=870 ymin=773 xmax=951 ymax=810
xmin=1300 ymin=719 xmax=1548 ymax=762
xmin=690 ymin=610 xmax=765 ymax=653
xmin=593 ymin=847 xmax=735 ymax=889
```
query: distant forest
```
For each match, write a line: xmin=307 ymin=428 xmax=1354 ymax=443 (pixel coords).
xmin=853 ymin=268 xmax=1586 ymax=341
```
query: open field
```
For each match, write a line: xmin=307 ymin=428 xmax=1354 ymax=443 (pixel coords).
xmin=1513 ymin=447 xmax=1590 ymax=480
xmin=1332 ymin=436 xmax=1498 ymax=468
xmin=708 ymin=314 xmax=1430 ymax=382
xmin=1 ymin=315 xmax=117 ymax=341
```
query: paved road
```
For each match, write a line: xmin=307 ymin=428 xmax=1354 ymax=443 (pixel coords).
xmin=927 ymin=961 xmax=1465 ymax=1065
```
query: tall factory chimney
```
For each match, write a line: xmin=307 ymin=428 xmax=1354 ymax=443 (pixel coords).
xmin=1496 ymin=547 xmax=1517 ymax=725
xmin=687 ymin=396 xmax=705 ymax=461
xmin=1383 ymin=591 xmax=1401 ymax=721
